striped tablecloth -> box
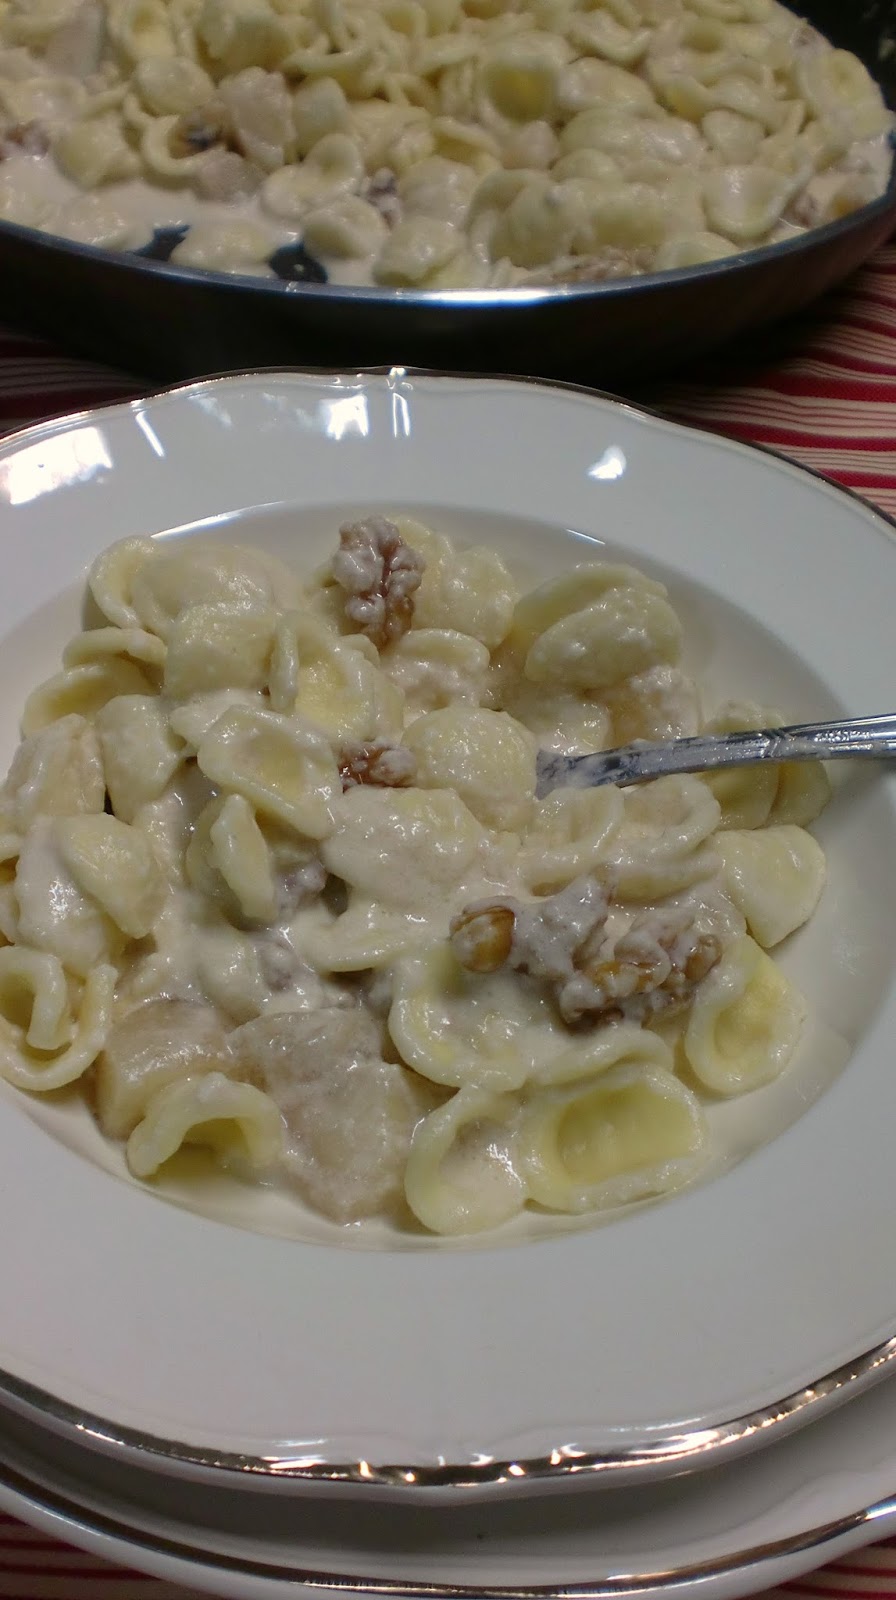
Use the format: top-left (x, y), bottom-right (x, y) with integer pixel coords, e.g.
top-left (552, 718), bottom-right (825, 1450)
top-left (0, 243), bottom-right (895, 1600)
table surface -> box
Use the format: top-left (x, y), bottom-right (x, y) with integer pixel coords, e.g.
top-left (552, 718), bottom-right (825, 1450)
top-left (0, 243), bottom-right (895, 1600)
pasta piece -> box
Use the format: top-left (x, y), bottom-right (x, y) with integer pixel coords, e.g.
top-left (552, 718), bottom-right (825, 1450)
top-left (654, 232), bottom-right (741, 270)
top-left (404, 1087), bottom-right (526, 1234)
top-left (88, 536), bottom-right (157, 629)
top-left (292, 76), bottom-right (350, 156)
top-left (557, 54), bottom-right (658, 117)
top-left (701, 701), bottom-right (780, 830)
top-left (289, 895), bottom-right (427, 972)
top-left (95, 695), bottom-right (185, 822)
top-left (519, 787), bottom-right (624, 894)
top-left (320, 786), bottom-right (484, 910)
top-left (406, 519), bottom-right (518, 648)
top-left (520, 1063), bottom-right (707, 1213)
top-left (524, 587), bottom-right (682, 691)
top-left (126, 1071), bottom-right (285, 1179)
top-left (62, 626), bottom-right (166, 674)
top-left (703, 164), bottom-right (795, 242)
top-left (373, 215), bottom-right (462, 284)
top-left (398, 155), bottom-right (477, 223)
top-left (261, 132), bottom-right (363, 218)
top-left (185, 794), bottom-right (278, 924)
top-left (716, 825), bottom-right (826, 948)
top-left (566, 12), bottom-right (650, 69)
top-left (197, 0), bottom-right (290, 75)
top-left (128, 763), bottom-right (216, 886)
top-left (15, 818), bottom-right (126, 976)
top-left (0, 951), bottom-right (115, 1092)
top-left (380, 629), bottom-right (490, 715)
top-left (702, 108), bottom-right (765, 163)
top-left (507, 562), bottom-right (667, 656)
top-left (684, 935), bottom-right (806, 1094)
top-left (163, 602), bottom-right (278, 700)
top-left (496, 678), bottom-right (612, 757)
top-left (479, 33), bottom-right (569, 122)
top-left (268, 612), bottom-right (403, 739)
top-left (0, 714), bottom-right (104, 832)
top-left (191, 921), bottom-right (333, 1022)
top-left (603, 664), bottom-right (701, 744)
top-left (21, 659), bottom-right (154, 736)
top-left (603, 776), bottom-right (722, 901)
top-left (795, 49), bottom-right (893, 141)
top-left (768, 760), bottom-right (832, 827)
top-left (401, 706), bottom-right (536, 831)
top-left (703, 701), bottom-right (831, 829)
top-left (49, 195), bottom-right (148, 251)
top-left (133, 55), bottom-right (216, 116)
top-left (170, 218), bottom-right (282, 273)
top-left (54, 114), bottom-right (140, 187)
top-left (167, 689), bottom-right (268, 753)
top-left (302, 194), bottom-right (388, 259)
top-left (196, 706), bottom-right (340, 839)
top-left (216, 65), bottom-right (296, 169)
top-left (56, 814), bottom-right (165, 939)
top-left (389, 943), bottom-right (568, 1092)
top-left (0, 945), bottom-right (70, 1052)
top-left (130, 538), bottom-right (299, 640)
top-left (94, 998), bottom-right (232, 1138)
top-left (559, 110), bottom-right (700, 169)
top-left (106, 0), bottom-right (178, 64)
top-left (140, 113), bottom-right (207, 183)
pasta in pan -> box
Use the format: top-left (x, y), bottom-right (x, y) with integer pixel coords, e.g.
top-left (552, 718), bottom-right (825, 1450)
top-left (0, 0), bottom-right (890, 289)
top-left (0, 517), bottom-right (830, 1236)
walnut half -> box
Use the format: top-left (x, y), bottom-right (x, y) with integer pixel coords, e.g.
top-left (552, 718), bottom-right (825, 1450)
top-left (449, 903), bottom-right (515, 972)
top-left (562, 912), bottom-right (722, 1025)
top-left (339, 739), bottom-right (417, 790)
top-left (331, 516), bottom-right (424, 649)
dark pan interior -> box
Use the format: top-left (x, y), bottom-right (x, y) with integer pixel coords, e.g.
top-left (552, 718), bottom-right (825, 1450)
top-left (0, 1), bottom-right (894, 387)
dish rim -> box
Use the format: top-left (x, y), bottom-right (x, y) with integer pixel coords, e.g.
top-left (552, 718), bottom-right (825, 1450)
top-left (2, 1408), bottom-right (896, 1599)
top-left (0, 365), bottom-right (895, 1498)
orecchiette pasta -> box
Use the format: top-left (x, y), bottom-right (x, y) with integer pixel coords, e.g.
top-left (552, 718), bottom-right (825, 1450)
top-left (0, 519), bottom-right (830, 1238)
top-left (519, 1063), bottom-right (707, 1213)
top-left (3, 0), bottom-right (886, 289)
top-left (126, 1071), bottom-right (286, 1179)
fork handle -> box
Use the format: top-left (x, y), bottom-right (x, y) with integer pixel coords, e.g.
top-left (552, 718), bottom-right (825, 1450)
top-left (553, 714), bottom-right (896, 791)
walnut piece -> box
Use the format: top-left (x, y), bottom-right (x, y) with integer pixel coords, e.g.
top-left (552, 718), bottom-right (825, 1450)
top-left (331, 516), bottom-right (424, 648)
top-left (339, 739), bottom-right (418, 790)
top-left (449, 878), bottom-right (722, 1027)
top-left (562, 909), bottom-right (722, 1025)
top-left (449, 904), bottom-right (515, 973)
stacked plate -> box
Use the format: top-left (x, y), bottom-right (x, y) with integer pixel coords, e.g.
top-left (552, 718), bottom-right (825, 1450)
top-left (1, 369), bottom-right (895, 1599)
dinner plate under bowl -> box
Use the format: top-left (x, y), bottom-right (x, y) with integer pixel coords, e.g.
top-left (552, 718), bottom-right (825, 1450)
top-left (5, 1368), bottom-right (896, 1600)
top-left (0, 369), bottom-right (895, 1502)
top-left (0, 2), bottom-right (893, 383)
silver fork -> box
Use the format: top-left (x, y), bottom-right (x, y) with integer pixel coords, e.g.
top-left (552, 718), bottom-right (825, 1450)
top-left (535, 714), bottom-right (896, 798)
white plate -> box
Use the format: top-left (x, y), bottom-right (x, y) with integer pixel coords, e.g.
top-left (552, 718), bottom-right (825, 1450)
top-left (5, 1363), bottom-right (896, 1600)
top-left (0, 369), bottom-right (895, 1499)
